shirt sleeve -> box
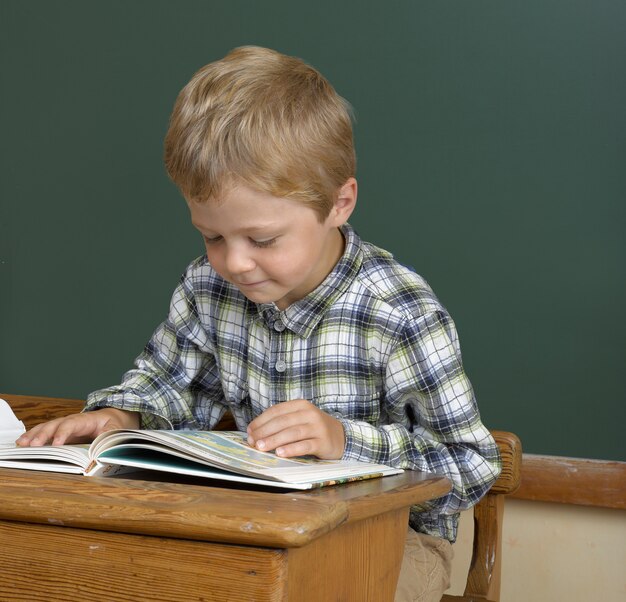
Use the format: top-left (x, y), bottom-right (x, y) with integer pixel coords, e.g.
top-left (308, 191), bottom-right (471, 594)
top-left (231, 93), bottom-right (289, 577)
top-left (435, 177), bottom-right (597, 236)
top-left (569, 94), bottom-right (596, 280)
top-left (84, 266), bottom-right (227, 430)
top-left (339, 309), bottom-right (501, 518)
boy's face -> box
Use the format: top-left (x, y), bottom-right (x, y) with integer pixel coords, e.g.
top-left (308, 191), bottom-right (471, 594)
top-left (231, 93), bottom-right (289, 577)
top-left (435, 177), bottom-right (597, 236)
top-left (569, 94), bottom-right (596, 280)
top-left (188, 181), bottom-right (355, 310)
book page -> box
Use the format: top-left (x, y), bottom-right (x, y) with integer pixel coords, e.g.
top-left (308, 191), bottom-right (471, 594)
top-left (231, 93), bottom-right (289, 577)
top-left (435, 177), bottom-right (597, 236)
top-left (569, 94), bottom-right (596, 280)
top-left (92, 429), bottom-right (402, 484)
top-left (0, 398), bottom-right (26, 447)
top-left (94, 430), bottom-right (329, 475)
top-left (0, 444), bottom-right (91, 472)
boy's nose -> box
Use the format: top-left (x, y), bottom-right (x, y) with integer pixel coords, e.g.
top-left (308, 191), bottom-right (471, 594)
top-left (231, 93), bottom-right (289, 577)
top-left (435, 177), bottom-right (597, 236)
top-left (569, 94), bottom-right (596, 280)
top-left (225, 247), bottom-right (255, 275)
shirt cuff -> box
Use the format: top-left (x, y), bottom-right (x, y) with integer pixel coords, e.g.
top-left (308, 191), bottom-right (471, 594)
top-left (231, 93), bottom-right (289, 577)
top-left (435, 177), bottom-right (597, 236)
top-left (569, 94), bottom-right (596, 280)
top-left (83, 395), bottom-right (173, 430)
top-left (338, 417), bottom-right (391, 465)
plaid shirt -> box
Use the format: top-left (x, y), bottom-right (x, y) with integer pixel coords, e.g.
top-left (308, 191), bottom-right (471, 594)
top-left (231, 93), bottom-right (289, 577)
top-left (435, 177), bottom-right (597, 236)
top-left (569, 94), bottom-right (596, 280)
top-left (86, 223), bottom-right (501, 541)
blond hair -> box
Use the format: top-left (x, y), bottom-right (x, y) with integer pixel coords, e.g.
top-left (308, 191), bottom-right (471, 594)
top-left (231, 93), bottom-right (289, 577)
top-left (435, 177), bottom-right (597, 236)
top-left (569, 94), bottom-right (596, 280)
top-left (164, 46), bottom-right (355, 220)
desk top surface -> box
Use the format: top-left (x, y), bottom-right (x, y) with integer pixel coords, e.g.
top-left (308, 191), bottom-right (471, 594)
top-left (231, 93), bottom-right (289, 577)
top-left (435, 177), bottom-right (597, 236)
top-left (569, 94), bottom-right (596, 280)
top-left (0, 466), bottom-right (450, 548)
top-left (0, 393), bottom-right (451, 548)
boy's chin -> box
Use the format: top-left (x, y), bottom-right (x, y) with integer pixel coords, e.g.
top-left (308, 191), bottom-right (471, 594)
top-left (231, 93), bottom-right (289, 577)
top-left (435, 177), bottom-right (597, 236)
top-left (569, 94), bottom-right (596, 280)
top-left (238, 288), bottom-right (281, 306)
top-left (242, 290), bottom-right (294, 310)
top-left (231, 280), bottom-right (298, 309)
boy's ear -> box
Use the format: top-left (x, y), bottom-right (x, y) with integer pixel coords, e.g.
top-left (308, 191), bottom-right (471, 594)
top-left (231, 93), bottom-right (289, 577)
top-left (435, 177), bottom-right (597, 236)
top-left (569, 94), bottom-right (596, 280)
top-left (330, 177), bottom-right (357, 226)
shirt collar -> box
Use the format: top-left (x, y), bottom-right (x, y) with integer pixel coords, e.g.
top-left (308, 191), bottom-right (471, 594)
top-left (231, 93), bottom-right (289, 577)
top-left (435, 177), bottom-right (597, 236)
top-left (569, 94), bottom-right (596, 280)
top-left (252, 223), bottom-right (363, 338)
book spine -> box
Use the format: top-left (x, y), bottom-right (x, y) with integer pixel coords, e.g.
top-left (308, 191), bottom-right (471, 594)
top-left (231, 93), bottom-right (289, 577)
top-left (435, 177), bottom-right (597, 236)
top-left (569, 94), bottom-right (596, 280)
top-left (86, 461), bottom-right (138, 477)
top-left (308, 472), bottom-right (387, 489)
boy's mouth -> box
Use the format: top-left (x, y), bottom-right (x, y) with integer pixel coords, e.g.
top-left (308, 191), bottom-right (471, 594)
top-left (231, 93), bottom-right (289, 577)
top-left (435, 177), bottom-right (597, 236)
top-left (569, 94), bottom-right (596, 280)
top-left (236, 280), bottom-right (268, 288)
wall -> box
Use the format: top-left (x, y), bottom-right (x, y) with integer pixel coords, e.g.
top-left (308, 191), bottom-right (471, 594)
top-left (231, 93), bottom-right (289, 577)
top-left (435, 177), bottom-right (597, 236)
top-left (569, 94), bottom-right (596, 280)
top-left (448, 499), bottom-right (626, 601)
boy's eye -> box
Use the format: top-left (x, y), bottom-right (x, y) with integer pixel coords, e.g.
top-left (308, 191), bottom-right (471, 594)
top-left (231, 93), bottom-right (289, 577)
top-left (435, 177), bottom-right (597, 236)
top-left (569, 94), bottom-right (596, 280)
top-left (202, 235), bottom-right (277, 248)
top-left (252, 237), bottom-right (277, 248)
top-left (203, 235), bottom-right (223, 245)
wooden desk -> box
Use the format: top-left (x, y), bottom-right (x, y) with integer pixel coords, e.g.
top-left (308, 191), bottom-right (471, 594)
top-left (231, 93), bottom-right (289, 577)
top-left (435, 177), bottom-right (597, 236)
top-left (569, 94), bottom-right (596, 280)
top-left (0, 394), bottom-right (451, 601)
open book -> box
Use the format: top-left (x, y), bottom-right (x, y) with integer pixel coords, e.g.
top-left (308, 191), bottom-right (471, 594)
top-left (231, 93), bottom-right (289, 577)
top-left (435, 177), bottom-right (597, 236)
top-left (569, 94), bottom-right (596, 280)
top-left (0, 429), bottom-right (403, 489)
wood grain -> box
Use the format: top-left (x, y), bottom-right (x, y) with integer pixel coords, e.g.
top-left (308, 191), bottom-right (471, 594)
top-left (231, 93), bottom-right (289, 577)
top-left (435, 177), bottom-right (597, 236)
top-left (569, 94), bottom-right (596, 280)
top-left (0, 508), bottom-right (414, 602)
top-left (287, 508), bottom-right (408, 601)
top-left (0, 467), bottom-right (347, 548)
top-left (0, 520), bottom-right (288, 602)
top-left (463, 494), bottom-right (504, 601)
top-left (490, 431), bottom-right (522, 495)
top-left (511, 454), bottom-right (626, 509)
top-left (0, 465), bottom-right (450, 546)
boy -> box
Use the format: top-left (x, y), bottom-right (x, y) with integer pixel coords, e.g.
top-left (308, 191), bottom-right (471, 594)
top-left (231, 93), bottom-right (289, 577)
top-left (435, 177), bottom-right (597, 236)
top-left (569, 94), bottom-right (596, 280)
top-left (18, 46), bottom-right (501, 601)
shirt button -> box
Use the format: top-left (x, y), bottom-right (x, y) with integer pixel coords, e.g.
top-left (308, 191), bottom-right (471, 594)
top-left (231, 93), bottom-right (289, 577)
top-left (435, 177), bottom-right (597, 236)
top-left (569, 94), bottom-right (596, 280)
top-left (274, 320), bottom-right (286, 332)
top-left (275, 360), bottom-right (287, 372)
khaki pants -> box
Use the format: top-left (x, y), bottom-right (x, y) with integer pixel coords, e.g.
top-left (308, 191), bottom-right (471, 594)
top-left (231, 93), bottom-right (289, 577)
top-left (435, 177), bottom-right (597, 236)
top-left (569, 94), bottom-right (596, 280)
top-left (394, 528), bottom-right (454, 602)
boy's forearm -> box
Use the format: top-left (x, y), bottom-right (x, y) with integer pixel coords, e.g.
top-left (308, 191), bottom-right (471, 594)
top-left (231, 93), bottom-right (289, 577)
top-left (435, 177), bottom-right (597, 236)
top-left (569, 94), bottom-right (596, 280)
top-left (84, 376), bottom-right (176, 430)
top-left (84, 393), bottom-right (173, 430)
top-left (340, 417), bottom-right (501, 514)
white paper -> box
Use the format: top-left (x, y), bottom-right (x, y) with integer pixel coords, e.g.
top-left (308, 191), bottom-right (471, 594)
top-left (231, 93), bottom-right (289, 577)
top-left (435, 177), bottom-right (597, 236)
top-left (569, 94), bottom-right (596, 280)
top-left (0, 398), bottom-right (26, 447)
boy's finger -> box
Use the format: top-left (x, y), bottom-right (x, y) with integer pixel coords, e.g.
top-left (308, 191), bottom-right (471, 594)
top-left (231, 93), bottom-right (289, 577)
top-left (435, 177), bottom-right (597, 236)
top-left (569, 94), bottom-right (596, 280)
top-left (51, 414), bottom-right (105, 445)
top-left (274, 438), bottom-right (318, 458)
top-left (248, 408), bottom-right (313, 447)
top-left (248, 400), bottom-right (302, 428)
top-left (18, 419), bottom-right (64, 446)
top-left (253, 423), bottom-right (310, 452)
top-left (247, 399), bottom-right (312, 437)
top-left (23, 413), bottom-right (86, 446)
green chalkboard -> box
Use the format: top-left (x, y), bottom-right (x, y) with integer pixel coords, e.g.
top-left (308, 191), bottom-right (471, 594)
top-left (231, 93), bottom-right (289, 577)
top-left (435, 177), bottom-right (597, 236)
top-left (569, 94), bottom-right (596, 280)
top-left (1, 1), bottom-right (624, 461)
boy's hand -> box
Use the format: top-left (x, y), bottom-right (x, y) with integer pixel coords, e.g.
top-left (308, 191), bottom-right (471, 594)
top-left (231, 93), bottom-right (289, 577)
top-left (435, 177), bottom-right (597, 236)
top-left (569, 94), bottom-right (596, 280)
top-left (15, 408), bottom-right (141, 447)
top-left (246, 399), bottom-right (345, 460)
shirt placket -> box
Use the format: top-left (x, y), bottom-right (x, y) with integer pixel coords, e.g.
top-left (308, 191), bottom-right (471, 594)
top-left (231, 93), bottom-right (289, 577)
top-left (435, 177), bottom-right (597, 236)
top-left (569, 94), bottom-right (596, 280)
top-left (269, 314), bottom-right (289, 404)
